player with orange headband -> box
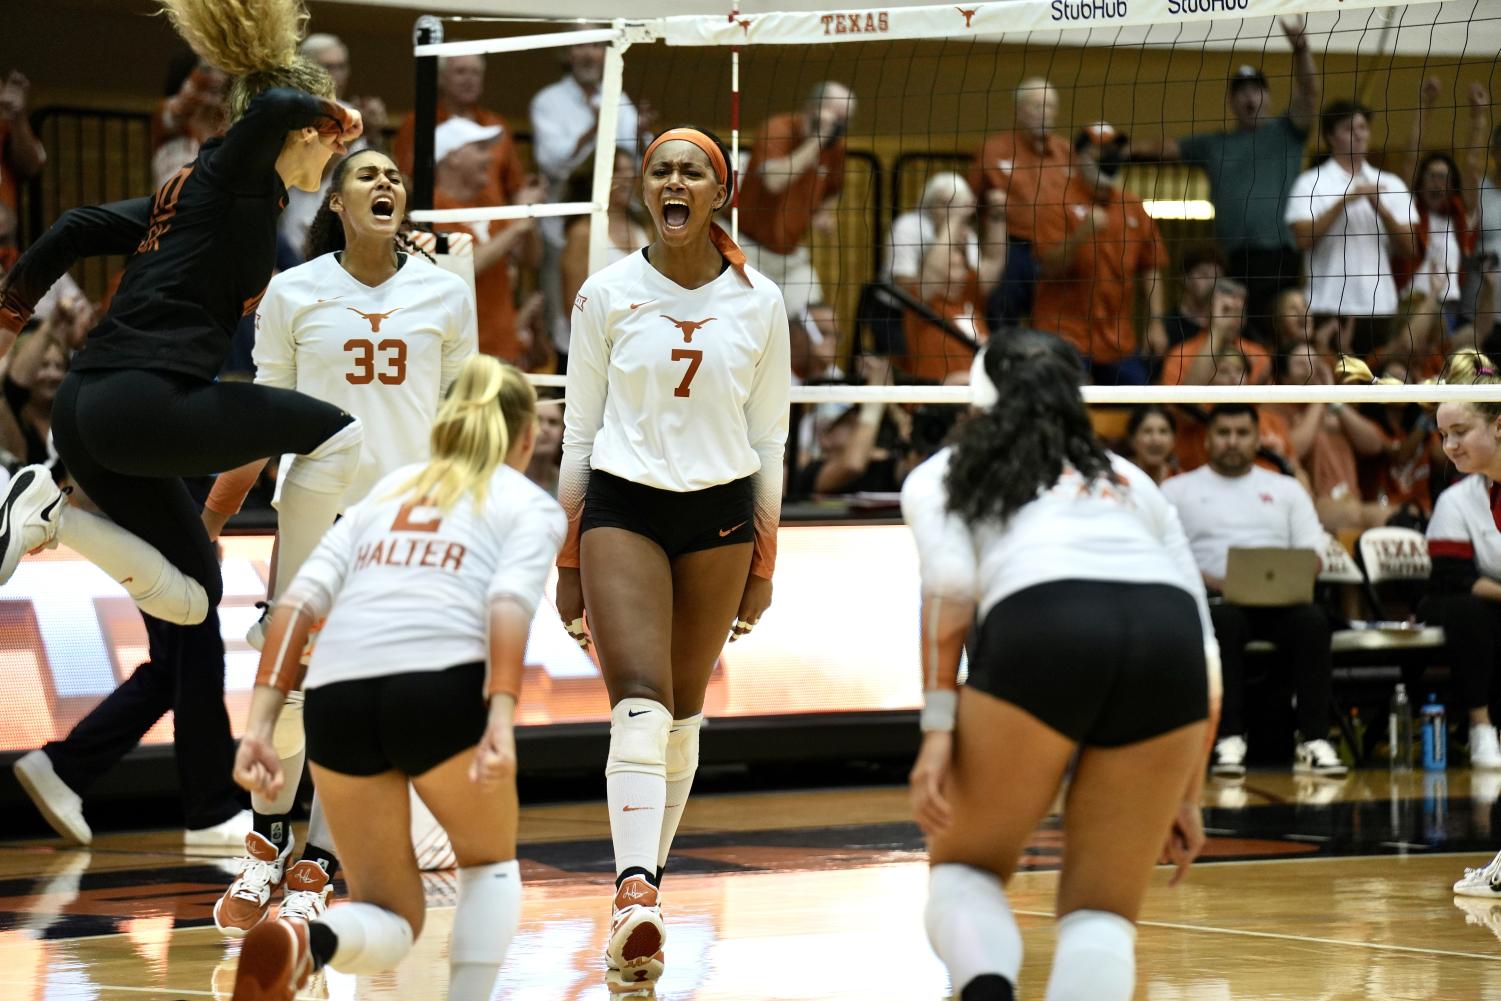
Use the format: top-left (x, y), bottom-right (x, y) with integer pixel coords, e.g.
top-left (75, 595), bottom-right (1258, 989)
top-left (555, 125), bottom-right (790, 993)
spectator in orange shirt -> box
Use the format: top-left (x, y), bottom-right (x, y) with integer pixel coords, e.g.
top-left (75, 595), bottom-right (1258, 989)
top-left (1158, 279), bottom-right (1272, 386)
top-left (899, 245), bottom-right (987, 383)
top-left (737, 81), bottom-right (854, 319)
top-left (0, 69), bottom-right (45, 215)
top-left (970, 77), bottom-right (1071, 331)
top-left (431, 118), bottom-right (546, 366)
top-left (1032, 123), bottom-right (1169, 385)
top-left (1123, 404), bottom-right (1178, 484)
top-left (393, 54), bottom-right (517, 203)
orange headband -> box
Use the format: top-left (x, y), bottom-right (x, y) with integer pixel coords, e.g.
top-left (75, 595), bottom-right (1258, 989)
top-left (641, 128), bottom-right (729, 186)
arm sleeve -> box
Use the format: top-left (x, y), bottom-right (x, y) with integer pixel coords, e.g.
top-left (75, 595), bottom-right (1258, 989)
top-left (1288, 481), bottom-right (1326, 551)
top-left (1284, 169), bottom-right (1318, 226)
top-left (441, 278), bottom-right (479, 397)
top-left (0, 198), bottom-right (151, 332)
top-left (250, 280), bottom-right (298, 391)
top-left (888, 213), bottom-right (924, 283)
top-left (487, 492), bottom-right (568, 616)
top-left (1428, 490), bottom-right (1480, 593)
top-left (1381, 179), bottom-right (1418, 231)
top-left (1175, 132), bottom-right (1214, 167)
top-left (529, 86), bottom-right (585, 181)
top-left (747, 292), bottom-right (791, 579)
top-left (557, 284), bottom-right (610, 567)
top-left (901, 452), bottom-right (978, 602)
top-left (212, 88), bottom-right (351, 194)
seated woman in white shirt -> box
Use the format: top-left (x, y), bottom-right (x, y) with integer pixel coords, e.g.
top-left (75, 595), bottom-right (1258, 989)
top-left (904, 332), bottom-right (1216, 1001)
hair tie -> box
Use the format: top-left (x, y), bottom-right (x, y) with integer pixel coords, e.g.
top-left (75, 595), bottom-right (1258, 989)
top-left (1480, 366), bottom-right (1498, 377)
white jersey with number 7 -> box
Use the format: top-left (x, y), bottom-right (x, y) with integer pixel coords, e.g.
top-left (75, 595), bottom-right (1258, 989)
top-left (559, 249), bottom-right (790, 577)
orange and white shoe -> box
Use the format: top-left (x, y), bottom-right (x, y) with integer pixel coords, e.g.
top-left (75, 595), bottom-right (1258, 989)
top-left (214, 833), bottom-right (292, 938)
top-left (605, 875), bottom-right (665, 990)
top-left (230, 916), bottom-right (313, 1001)
top-left (277, 860), bottom-right (333, 924)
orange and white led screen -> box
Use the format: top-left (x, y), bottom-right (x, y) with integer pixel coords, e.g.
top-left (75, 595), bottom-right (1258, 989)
top-left (0, 525), bottom-right (923, 751)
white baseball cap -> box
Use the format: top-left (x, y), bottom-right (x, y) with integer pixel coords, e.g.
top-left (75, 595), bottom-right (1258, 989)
top-left (434, 117), bottom-right (503, 163)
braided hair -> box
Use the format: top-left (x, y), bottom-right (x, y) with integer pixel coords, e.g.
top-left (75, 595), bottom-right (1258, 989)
top-left (944, 331), bottom-right (1112, 525)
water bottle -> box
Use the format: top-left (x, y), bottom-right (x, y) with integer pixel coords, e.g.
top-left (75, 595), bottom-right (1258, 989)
top-left (1388, 684), bottom-right (1414, 771)
top-left (1420, 694), bottom-right (1447, 771)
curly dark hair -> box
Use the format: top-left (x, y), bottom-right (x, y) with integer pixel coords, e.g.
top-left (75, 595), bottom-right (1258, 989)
top-left (944, 331), bottom-right (1112, 526)
top-left (304, 149), bottom-right (435, 264)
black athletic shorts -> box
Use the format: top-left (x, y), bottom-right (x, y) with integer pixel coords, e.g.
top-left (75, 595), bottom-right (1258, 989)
top-left (304, 661), bottom-right (487, 777)
top-left (969, 579), bottom-right (1209, 746)
top-left (580, 469), bottom-right (754, 558)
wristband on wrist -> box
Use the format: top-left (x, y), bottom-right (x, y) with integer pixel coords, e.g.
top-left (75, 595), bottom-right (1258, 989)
top-left (920, 689), bottom-right (958, 732)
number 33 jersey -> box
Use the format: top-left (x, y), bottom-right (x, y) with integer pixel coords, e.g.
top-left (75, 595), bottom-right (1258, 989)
top-left (253, 252), bottom-right (478, 509)
top-left (560, 249), bottom-right (791, 576)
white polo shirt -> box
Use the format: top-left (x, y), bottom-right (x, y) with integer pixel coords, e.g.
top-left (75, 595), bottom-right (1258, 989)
top-left (1161, 464), bottom-right (1324, 580)
top-left (1284, 158), bottom-right (1415, 316)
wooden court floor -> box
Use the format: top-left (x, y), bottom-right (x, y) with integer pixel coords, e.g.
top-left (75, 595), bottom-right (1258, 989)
top-left (1, 770), bottom-right (1499, 1000)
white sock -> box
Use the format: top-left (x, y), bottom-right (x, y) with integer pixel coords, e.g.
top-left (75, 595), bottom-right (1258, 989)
top-left (657, 714), bottom-right (703, 873)
top-left (321, 901), bottom-right (414, 975)
top-left (448, 859), bottom-right (522, 1001)
top-left (305, 795), bottom-right (336, 857)
top-left (925, 864), bottom-right (1022, 997)
top-left (274, 418), bottom-right (364, 596)
top-left (605, 698), bottom-right (672, 879)
top-left (57, 507), bottom-right (208, 625)
top-left (249, 744), bottom-right (304, 821)
top-left (1044, 909), bottom-right (1136, 1001)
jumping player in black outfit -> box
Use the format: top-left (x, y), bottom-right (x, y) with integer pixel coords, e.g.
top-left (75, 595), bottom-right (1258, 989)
top-left (0, 0), bottom-right (365, 625)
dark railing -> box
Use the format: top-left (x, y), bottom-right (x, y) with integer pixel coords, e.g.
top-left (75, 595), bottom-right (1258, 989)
top-left (22, 107), bottom-right (154, 302)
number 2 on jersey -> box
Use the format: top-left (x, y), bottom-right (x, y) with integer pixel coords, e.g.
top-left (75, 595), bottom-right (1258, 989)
top-left (671, 348), bottom-right (703, 398)
top-left (344, 339), bottom-right (408, 386)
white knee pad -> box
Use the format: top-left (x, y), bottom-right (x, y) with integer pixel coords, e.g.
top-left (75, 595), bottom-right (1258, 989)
top-left (1044, 909), bottom-right (1136, 1001)
top-left (665, 714), bottom-right (703, 781)
top-left (925, 863), bottom-right (1022, 994)
top-left (451, 859), bottom-right (522, 966)
top-left (272, 689), bottom-right (306, 758)
top-left (605, 699), bottom-right (672, 778)
top-left (284, 416), bottom-right (364, 495)
top-left (136, 565), bottom-right (210, 625)
top-left (323, 901), bottom-right (415, 975)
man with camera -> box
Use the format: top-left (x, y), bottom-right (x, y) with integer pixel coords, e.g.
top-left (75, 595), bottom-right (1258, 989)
top-left (1030, 122), bottom-right (1168, 385)
top-left (737, 82), bottom-right (855, 321)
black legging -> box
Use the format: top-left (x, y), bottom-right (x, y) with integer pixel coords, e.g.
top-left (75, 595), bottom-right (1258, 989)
top-left (1418, 592), bottom-right (1501, 717)
top-left (51, 368), bottom-right (352, 606)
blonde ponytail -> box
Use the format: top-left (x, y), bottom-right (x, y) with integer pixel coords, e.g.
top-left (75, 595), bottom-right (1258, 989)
top-left (394, 356), bottom-right (537, 512)
top-left (1335, 355), bottom-right (1402, 387)
top-left (157, 0), bottom-right (333, 120)
top-left (1441, 347), bottom-right (1501, 420)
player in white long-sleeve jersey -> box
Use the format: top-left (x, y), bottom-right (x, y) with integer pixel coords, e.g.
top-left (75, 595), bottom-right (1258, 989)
top-left (203, 148), bottom-right (476, 939)
top-left (554, 126), bottom-right (790, 993)
top-left (904, 333), bottom-right (1220, 1001)
top-left (227, 355), bottom-right (563, 1001)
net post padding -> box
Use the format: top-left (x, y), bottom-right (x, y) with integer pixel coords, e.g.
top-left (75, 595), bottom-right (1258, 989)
top-left (587, 26), bottom-right (632, 276)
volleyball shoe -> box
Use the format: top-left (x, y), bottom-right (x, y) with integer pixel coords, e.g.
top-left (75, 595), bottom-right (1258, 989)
top-left (215, 833), bottom-right (293, 937)
top-left (230, 915), bottom-right (313, 1001)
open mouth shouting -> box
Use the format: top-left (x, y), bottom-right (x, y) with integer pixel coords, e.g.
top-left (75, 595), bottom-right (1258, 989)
top-left (371, 193), bottom-right (397, 220)
top-left (661, 196), bottom-right (691, 231)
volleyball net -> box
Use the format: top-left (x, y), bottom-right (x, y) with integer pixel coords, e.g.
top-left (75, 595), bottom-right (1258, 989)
top-left (406, 0), bottom-right (1501, 422)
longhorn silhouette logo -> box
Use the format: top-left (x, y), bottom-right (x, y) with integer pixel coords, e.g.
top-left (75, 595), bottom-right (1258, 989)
top-left (347, 306), bottom-right (404, 332)
top-left (661, 315), bottom-right (717, 343)
top-left (956, 6), bottom-right (980, 26)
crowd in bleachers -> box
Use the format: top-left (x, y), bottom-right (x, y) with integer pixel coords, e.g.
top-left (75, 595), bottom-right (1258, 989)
top-left (3, 17), bottom-right (1501, 771)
